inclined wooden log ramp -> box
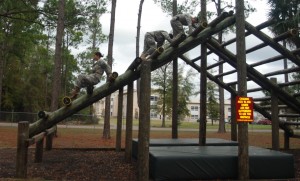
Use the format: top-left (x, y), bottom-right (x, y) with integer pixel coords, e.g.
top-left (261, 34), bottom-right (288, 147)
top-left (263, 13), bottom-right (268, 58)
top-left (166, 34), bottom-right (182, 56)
top-left (29, 14), bottom-right (236, 137)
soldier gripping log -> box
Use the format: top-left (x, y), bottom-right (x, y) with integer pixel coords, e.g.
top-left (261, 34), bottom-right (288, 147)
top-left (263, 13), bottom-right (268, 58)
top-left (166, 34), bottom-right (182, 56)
top-left (63, 52), bottom-right (118, 106)
top-left (170, 13), bottom-right (199, 37)
top-left (140, 30), bottom-right (173, 60)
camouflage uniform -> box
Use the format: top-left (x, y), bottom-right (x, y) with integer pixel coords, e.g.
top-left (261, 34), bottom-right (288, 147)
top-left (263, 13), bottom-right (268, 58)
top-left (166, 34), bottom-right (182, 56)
top-left (170, 14), bottom-right (196, 36)
top-left (75, 60), bottom-right (112, 89)
top-left (142, 30), bottom-right (172, 57)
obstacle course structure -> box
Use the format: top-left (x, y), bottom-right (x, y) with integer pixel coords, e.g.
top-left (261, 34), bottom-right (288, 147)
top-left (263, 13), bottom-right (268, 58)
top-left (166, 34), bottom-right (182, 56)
top-left (16, 11), bottom-right (300, 180)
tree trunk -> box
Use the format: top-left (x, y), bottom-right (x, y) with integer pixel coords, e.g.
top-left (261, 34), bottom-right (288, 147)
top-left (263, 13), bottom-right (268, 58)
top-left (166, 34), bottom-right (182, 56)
top-left (217, 0), bottom-right (225, 133)
top-left (136, 0), bottom-right (145, 108)
top-left (136, 0), bottom-right (144, 57)
top-left (0, 43), bottom-right (4, 111)
top-left (50, 0), bottom-right (65, 112)
top-left (103, 0), bottom-right (117, 139)
top-left (89, 10), bottom-right (98, 125)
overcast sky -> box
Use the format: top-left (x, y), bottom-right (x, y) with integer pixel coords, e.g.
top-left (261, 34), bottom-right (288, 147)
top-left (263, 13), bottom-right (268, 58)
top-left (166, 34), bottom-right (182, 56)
top-left (96, 0), bottom-right (271, 72)
top-left (75, 0), bottom-right (289, 99)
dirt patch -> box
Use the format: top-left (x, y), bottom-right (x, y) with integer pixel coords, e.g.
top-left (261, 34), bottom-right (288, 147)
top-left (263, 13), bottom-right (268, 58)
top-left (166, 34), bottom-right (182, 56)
top-left (0, 148), bottom-right (137, 181)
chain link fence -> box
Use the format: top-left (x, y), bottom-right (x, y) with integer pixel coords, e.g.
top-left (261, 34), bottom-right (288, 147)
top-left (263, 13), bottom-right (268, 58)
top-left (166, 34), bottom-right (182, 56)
top-left (0, 111), bottom-right (102, 126)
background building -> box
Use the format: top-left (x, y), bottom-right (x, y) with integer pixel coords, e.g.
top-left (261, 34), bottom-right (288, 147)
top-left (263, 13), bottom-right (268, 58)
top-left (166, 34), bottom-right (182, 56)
top-left (93, 89), bottom-right (236, 122)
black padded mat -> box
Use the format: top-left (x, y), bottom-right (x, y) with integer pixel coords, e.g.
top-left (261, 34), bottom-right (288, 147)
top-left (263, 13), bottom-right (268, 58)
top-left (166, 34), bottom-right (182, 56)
top-left (149, 146), bottom-right (295, 180)
top-left (132, 138), bottom-right (238, 158)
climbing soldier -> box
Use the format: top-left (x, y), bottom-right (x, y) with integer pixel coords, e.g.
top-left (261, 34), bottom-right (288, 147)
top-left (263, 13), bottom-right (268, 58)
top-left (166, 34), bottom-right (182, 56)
top-left (140, 30), bottom-right (173, 60)
top-left (170, 13), bottom-right (199, 37)
top-left (70, 51), bottom-right (114, 99)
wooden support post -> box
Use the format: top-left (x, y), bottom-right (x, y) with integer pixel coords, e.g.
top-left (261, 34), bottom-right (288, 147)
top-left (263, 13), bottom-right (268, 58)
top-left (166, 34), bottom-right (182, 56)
top-left (199, 0), bottom-right (207, 146)
top-left (125, 82), bottom-right (133, 162)
top-left (199, 43), bottom-right (207, 145)
top-left (271, 78), bottom-right (280, 150)
top-left (45, 126), bottom-right (56, 150)
top-left (35, 139), bottom-right (44, 163)
top-left (26, 132), bottom-right (46, 163)
top-left (45, 133), bottom-right (53, 150)
top-left (231, 85), bottom-right (237, 141)
top-left (16, 121), bottom-right (29, 178)
top-left (236, 0), bottom-right (249, 179)
top-left (284, 131), bottom-right (290, 149)
top-left (137, 60), bottom-right (151, 181)
top-left (172, 56), bottom-right (178, 139)
top-left (116, 87), bottom-right (123, 152)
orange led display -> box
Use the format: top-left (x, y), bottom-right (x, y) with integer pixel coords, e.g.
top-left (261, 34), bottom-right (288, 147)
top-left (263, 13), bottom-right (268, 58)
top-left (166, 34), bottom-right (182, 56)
top-left (236, 96), bottom-right (253, 123)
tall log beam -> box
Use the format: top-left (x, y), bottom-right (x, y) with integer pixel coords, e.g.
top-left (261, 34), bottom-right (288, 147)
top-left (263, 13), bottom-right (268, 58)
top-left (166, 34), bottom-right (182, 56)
top-left (279, 80), bottom-right (300, 87)
top-left (222, 19), bottom-right (277, 47)
top-left (207, 38), bottom-right (300, 114)
top-left (264, 66), bottom-right (300, 77)
top-left (208, 12), bottom-right (229, 27)
top-left (192, 19), bottom-right (277, 63)
top-left (246, 29), bottom-right (298, 54)
top-left (29, 15), bottom-right (236, 137)
top-left (279, 114), bottom-right (300, 118)
top-left (247, 87), bottom-right (263, 93)
top-left (250, 48), bottom-right (300, 67)
top-left (214, 30), bottom-right (298, 78)
top-left (127, 57), bottom-right (142, 71)
top-left (207, 60), bottom-right (226, 70)
top-left (215, 69), bottom-right (236, 78)
top-left (180, 54), bottom-right (279, 134)
top-left (260, 105), bottom-right (288, 109)
top-left (245, 22), bottom-right (300, 67)
top-left (180, 55), bottom-right (235, 94)
top-left (225, 66), bottom-right (300, 86)
top-left (207, 39), bottom-right (296, 136)
top-left (190, 22), bottom-right (208, 37)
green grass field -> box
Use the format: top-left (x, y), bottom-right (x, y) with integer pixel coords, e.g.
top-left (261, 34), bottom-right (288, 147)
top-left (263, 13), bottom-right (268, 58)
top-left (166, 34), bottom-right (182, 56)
top-left (108, 118), bottom-right (272, 130)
